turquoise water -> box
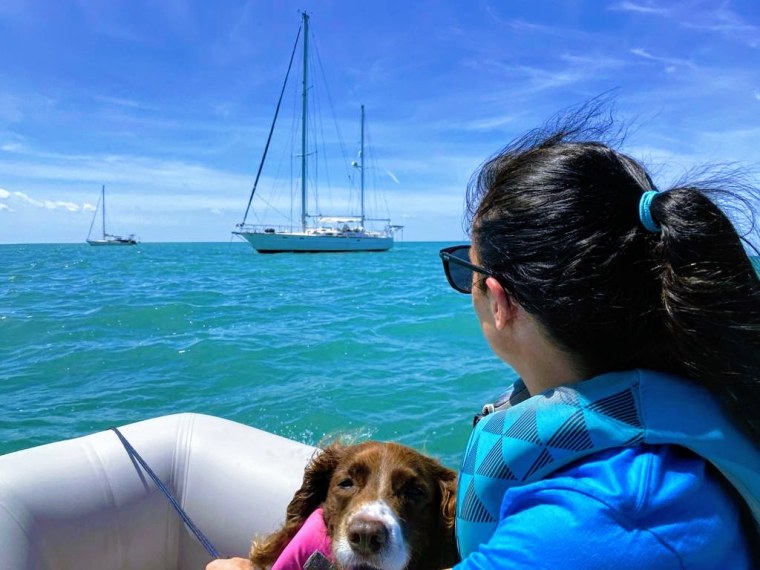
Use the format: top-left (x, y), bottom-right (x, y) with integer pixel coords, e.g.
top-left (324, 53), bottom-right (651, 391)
top-left (4, 243), bottom-right (757, 469)
top-left (0, 242), bottom-right (513, 468)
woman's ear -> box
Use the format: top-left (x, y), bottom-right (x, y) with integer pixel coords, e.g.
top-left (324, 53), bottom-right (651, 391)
top-left (484, 276), bottom-right (516, 330)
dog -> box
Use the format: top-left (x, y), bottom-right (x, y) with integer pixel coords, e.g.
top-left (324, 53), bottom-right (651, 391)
top-left (250, 440), bottom-right (459, 570)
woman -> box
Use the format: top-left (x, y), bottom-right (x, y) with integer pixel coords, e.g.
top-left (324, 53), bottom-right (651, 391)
top-left (439, 106), bottom-right (760, 568)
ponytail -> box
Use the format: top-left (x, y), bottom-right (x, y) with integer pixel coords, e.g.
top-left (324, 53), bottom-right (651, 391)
top-left (650, 187), bottom-right (760, 440)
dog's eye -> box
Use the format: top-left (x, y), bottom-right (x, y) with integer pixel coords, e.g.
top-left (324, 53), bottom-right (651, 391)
top-left (337, 478), bottom-right (354, 489)
top-left (402, 484), bottom-right (426, 499)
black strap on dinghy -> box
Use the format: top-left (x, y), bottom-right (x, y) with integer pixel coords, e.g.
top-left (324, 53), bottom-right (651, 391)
top-left (110, 427), bottom-right (221, 559)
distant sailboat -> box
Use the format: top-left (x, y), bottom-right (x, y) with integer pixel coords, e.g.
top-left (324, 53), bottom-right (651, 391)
top-left (233, 12), bottom-right (401, 253)
top-left (86, 185), bottom-right (138, 246)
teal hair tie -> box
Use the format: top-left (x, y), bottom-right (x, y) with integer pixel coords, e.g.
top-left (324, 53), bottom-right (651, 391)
top-left (638, 191), bottom-right (660, 232)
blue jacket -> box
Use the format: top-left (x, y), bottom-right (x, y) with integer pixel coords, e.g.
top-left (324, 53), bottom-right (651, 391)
top-left (454, 370), bottom-right (758, 569)
top-left (454, 443), bottom-right (753, 569)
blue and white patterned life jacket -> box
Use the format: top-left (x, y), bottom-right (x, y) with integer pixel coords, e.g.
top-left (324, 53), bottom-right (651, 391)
top-left (455, 369), bottom-right (760, 558)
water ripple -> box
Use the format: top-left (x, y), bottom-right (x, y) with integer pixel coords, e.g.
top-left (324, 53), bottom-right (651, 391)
top-left (0, 242), bottom-right (515, 467)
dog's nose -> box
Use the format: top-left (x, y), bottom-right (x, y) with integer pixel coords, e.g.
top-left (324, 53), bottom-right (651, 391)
top-left (347, 515), bottom-right (389, 555)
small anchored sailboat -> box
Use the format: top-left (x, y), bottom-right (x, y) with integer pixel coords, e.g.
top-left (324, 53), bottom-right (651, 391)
top-left (86, 185), bottom-right (138, 246)
top-left (233, 12), bottom-right (402, 253)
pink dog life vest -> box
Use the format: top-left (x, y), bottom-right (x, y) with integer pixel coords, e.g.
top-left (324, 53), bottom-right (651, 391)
top-left (271, 507), bottom-right (334, 570)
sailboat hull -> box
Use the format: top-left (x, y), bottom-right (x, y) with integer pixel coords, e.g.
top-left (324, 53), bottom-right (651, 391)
top-left (87, 238), bottom-right (138, 246)
top-left (234, 231), bottom-right (393, 253)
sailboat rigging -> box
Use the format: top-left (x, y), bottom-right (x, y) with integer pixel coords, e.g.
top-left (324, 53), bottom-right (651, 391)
top-left (233, 12), bottom-right (401, 253)
top-left (86, 185), bottom-right (138, 246)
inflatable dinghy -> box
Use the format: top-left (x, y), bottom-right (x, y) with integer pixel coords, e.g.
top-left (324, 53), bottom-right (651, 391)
top-left (0, 413), bottom-right (317, 569)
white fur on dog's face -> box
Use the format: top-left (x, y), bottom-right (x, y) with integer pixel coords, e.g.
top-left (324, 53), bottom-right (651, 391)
top-left (332, 500), bottom-right (409, 570)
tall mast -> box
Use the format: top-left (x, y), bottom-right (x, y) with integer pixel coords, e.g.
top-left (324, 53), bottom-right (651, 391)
top-left (360, 105), bottom-right (365, 228)
top-left (101, 185), bottom-right (106, 239)
top-left (300, 12), bottom-right (309, 233)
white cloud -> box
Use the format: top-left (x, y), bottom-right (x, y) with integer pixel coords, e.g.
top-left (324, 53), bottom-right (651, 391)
top-left (609, 2), bottom-right (670, 15)
top-left (92, 95), bottom-right (150, 110)
top-left (461, 58), bottom-right (584, 93)
top-left (0, 203), bottom-right (12, 212)
top-left (630, 48), bottom-right (695, 70)
top-left (0, 151), bottom-right (252, 197)
top-left (0, 189), bottom-right (92, 213)
top-left (612, 2), bottom-right (758, 48)
top-left (11, 191), bottom-right (43, 207)
top-left (50, 200), bottom-right (80, 212)
top-left (484, 9), bottom-right (591, 42)
top-left (13, 191), bottom-right (82, 211)
top-left (681, 7), bottom-right (759, 47)
top-left (465, 114), bottom-right (514, 131)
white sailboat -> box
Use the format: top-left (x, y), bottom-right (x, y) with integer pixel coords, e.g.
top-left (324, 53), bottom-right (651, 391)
top-left (86, 185), bottom-right (138, 246)
top-left (233, 12), bottom-right (401, 253)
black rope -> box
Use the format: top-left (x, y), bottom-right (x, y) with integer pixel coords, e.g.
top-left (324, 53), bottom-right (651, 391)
top-left (110, 427), bottom-right (221, 560)
top-left (240, 24), bottom-right (303, 226)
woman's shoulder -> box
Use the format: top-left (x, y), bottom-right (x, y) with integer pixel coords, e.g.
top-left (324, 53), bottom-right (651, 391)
top-left (492, 444), bottom-right (752, 568)
top-left (538, 443), bottom-right (726, 507)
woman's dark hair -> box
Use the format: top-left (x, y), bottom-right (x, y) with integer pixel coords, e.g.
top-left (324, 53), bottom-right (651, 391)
top-left (466, 100), bottom-right (760, 444)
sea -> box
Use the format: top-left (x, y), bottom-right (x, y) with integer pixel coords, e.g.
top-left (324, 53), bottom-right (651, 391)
top-left (4, 243), bottom-right (758, 469)
top-left (0, 241), bottom-right (514, 468)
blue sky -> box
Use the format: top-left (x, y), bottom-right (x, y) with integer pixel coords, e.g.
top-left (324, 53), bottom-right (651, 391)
top-left (0, 0), bottom-right (758, 244)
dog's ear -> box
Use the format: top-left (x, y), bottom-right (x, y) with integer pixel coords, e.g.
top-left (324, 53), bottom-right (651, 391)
top-left (433, 462), bottom-right (460, 567)
top-left (286, 442), bottom-right (345, 522)
top-left (435, 464), bottom-right (457, 529)
top-left (250, 443), bottom-right (345, 568)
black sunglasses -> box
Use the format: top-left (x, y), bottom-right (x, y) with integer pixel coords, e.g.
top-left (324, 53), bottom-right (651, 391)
top-left (439, 245), bottom-right (496, 294)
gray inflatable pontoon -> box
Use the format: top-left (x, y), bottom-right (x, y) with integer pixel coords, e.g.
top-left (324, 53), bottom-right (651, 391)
top-left (0, 413), bottom-right (317, 569)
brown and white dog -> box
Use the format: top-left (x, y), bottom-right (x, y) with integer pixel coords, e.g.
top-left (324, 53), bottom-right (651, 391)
top-left (250, 441), bottom-right (459, 570)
